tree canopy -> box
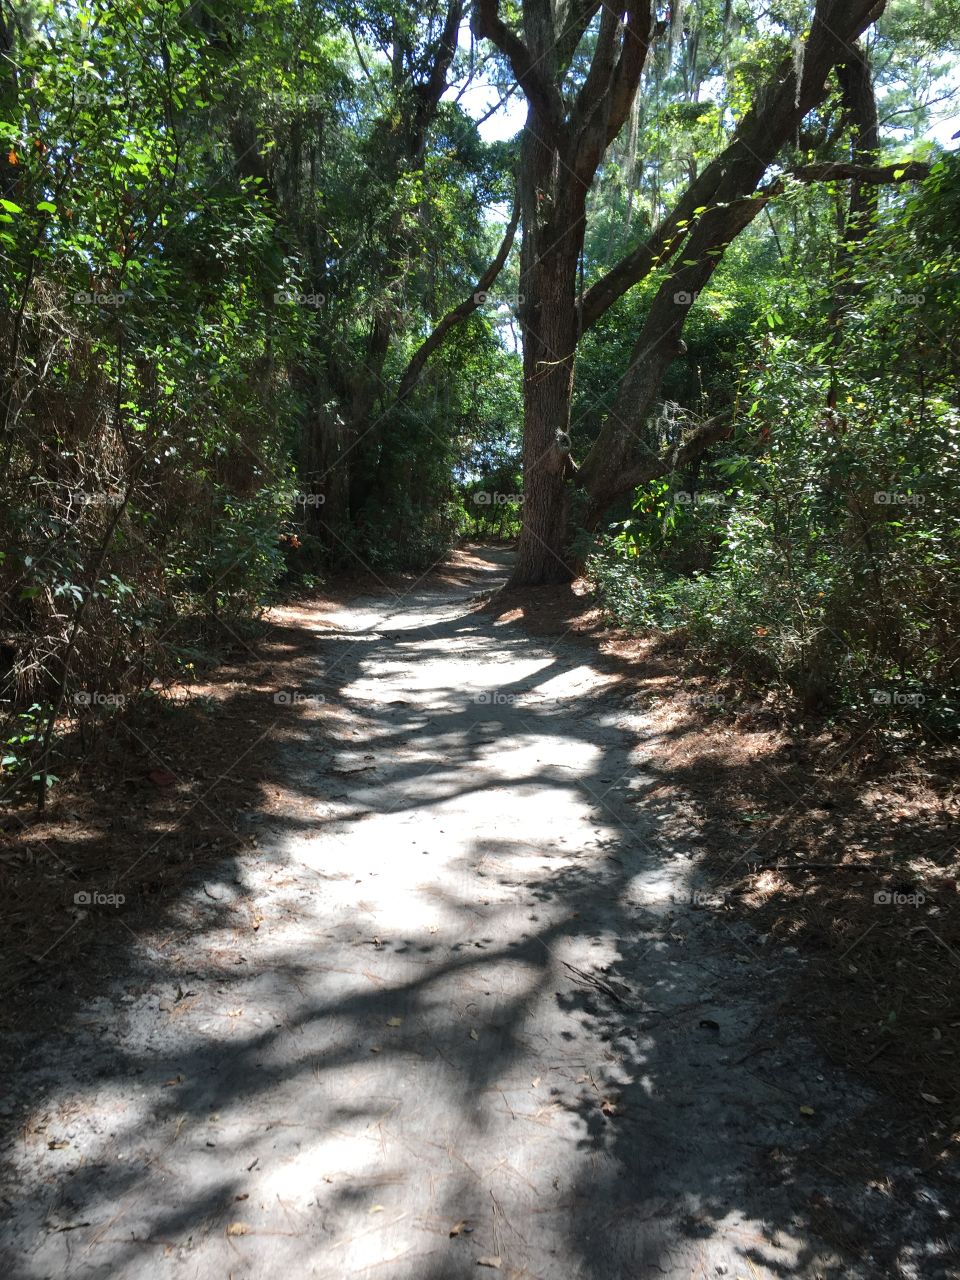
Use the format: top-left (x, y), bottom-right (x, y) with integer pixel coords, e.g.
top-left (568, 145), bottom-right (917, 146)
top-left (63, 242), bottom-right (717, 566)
top-left (1, 0), bottom-right (958, 790)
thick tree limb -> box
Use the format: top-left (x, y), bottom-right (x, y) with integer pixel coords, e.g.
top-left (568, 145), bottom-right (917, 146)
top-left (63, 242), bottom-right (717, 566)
top-left (571, 2), bottom-right (621, 128)
top-left (417, 0), bottom-right (465, 112)
top-left (579, 0), bottom-right (899, 335)
top-left (611, 417), bottom-right (734, 495)
top-left (570, 0), bottom-right (653, 183)
top-left (396, 199), bottom-right (521, 402)
top-left (580, 160), bottom-right (929, 333)
top-left (579, 157), bottom-right (729, 331)
top-left (472, 0), bottom-right (565, 136)
top-left (554, 0), bottom-right (604, 70)
top-left (582, 157), bottom-right (929, 504)
top-left (780, 160), bottom-right (930, 186)
top-left (579, 0), bottom-right (897, 514)
top-left (604, 0), bottom-right (654, 146)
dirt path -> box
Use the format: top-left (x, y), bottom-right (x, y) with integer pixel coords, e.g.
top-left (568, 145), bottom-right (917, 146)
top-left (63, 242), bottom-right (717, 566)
top-left (0, 548), bottom-right (941, 1278)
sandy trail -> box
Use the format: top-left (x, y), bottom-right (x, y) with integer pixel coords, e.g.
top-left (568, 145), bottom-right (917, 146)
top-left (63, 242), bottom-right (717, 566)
top-left (1, 547), bottom-right (892, 1278)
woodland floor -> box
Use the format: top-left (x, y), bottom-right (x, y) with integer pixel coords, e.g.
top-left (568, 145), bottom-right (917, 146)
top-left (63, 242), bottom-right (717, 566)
top-left (0, 543), bottom-right (958, 1279)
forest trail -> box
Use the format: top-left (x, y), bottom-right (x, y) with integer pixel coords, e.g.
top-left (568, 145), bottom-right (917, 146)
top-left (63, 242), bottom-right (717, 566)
top-left (1, 548), bottom-right (905, 1279)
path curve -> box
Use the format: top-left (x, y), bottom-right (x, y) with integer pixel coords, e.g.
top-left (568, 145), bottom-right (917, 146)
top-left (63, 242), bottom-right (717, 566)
top-left (1, 547), bottom-right (896, 1278)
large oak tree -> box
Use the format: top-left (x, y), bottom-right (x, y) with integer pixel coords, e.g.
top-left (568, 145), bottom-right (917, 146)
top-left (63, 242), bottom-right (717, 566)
top-left (472, 0), bottom-right (919, 585)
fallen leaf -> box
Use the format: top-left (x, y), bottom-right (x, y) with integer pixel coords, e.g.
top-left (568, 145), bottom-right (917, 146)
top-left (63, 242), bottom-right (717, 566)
top-left (449, 1220), bottom-right (469, 1237)
top-left (920, 1092), bottom-right (942, 1104)
top-left (698, 1018), bottom-right (721, 1032)
top-left (234, 1193), bottom-right (249, 1202)
top-left (600, 1098), bottom-right (618, 1116)
top-left (370, 1045), bottom-right (382, 1053)
top-left (799, 1105), bottom-right (815, 1116)
top-left (531, 1076), bottom-right (541, 1088)
top-left (369, 1205), bottom-right (384, 1214)
top-left (47, 1139), bottom-right (70, 1150)
top-left (226, 1222), bottom-right (250, 1236)
top-left (386, 1017), bottom-right (402, 1027)
top-left (163, 1074), bottom-right (184, 1087)
top-left (469, 1028), bottom-right (479, 1040)
top-left (477, 1257), bottom-right (502, 1269)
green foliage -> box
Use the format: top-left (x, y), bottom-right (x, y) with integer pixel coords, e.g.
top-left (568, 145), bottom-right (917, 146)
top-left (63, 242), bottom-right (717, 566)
top-left (0, 0), bottom-right (521, 796)
top-left (588, 158), bottom-right (960, 738)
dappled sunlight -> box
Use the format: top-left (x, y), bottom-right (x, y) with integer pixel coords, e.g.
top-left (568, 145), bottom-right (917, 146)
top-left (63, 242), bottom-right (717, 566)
top-left (1, 549), bottom-right (951, 1279)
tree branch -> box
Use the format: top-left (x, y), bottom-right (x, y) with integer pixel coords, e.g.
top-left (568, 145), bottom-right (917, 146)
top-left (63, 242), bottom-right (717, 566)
top-left (570, 0), bottom-right (652, 184)
top-left (578, 0), bottom-right (900, 514)
top-left (779, 159), bottom-right (931, 186)
top-left (554, 0), bottom-right (604, 69)
top-left (613, 416), bottom-right (734, 494)
top-left (417, 0), bottom-right (465, 112)
top-left (571, 3), bottom-right (620, 127)
top-left (472, 0), bottom-right (565, 136)
top-left (396, 198), bottom-right (521, 402)
top-left (579, 1), bottom-right (907, 334)
top-left (604, 0), bottom-right (653, 146)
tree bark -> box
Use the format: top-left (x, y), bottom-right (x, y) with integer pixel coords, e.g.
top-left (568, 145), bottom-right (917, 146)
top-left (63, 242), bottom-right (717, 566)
top-left (473, 0), bottom-right (654, 584)
top-left (510, 116), bottom-right (583, 584)
top-left (473, 0), bottom-right (902, 584)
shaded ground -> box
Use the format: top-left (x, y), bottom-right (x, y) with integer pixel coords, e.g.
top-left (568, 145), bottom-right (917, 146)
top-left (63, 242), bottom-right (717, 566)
top-left (1, 545), bottom-right (956, 1279)
top-left (485, 572), bottom-right (960, 1142)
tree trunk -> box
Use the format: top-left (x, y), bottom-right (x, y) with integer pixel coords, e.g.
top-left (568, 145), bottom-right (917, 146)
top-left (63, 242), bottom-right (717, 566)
top-left (511, 249), bottom-right (580, 583)
top-left (478, 0), bottom-right (893, 587)
top-left (509, 121), bottom-right (582, 586)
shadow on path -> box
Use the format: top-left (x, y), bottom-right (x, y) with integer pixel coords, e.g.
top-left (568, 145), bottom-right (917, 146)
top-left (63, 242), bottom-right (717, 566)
top-left (0, 547), bottom-right (952, 1279)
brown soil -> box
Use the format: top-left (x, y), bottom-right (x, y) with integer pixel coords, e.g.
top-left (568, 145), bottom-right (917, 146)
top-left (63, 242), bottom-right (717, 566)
top-left (483, 571), bottom-right (960, 1173)
top-left (3, 542), bottom-right (958, 1170)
